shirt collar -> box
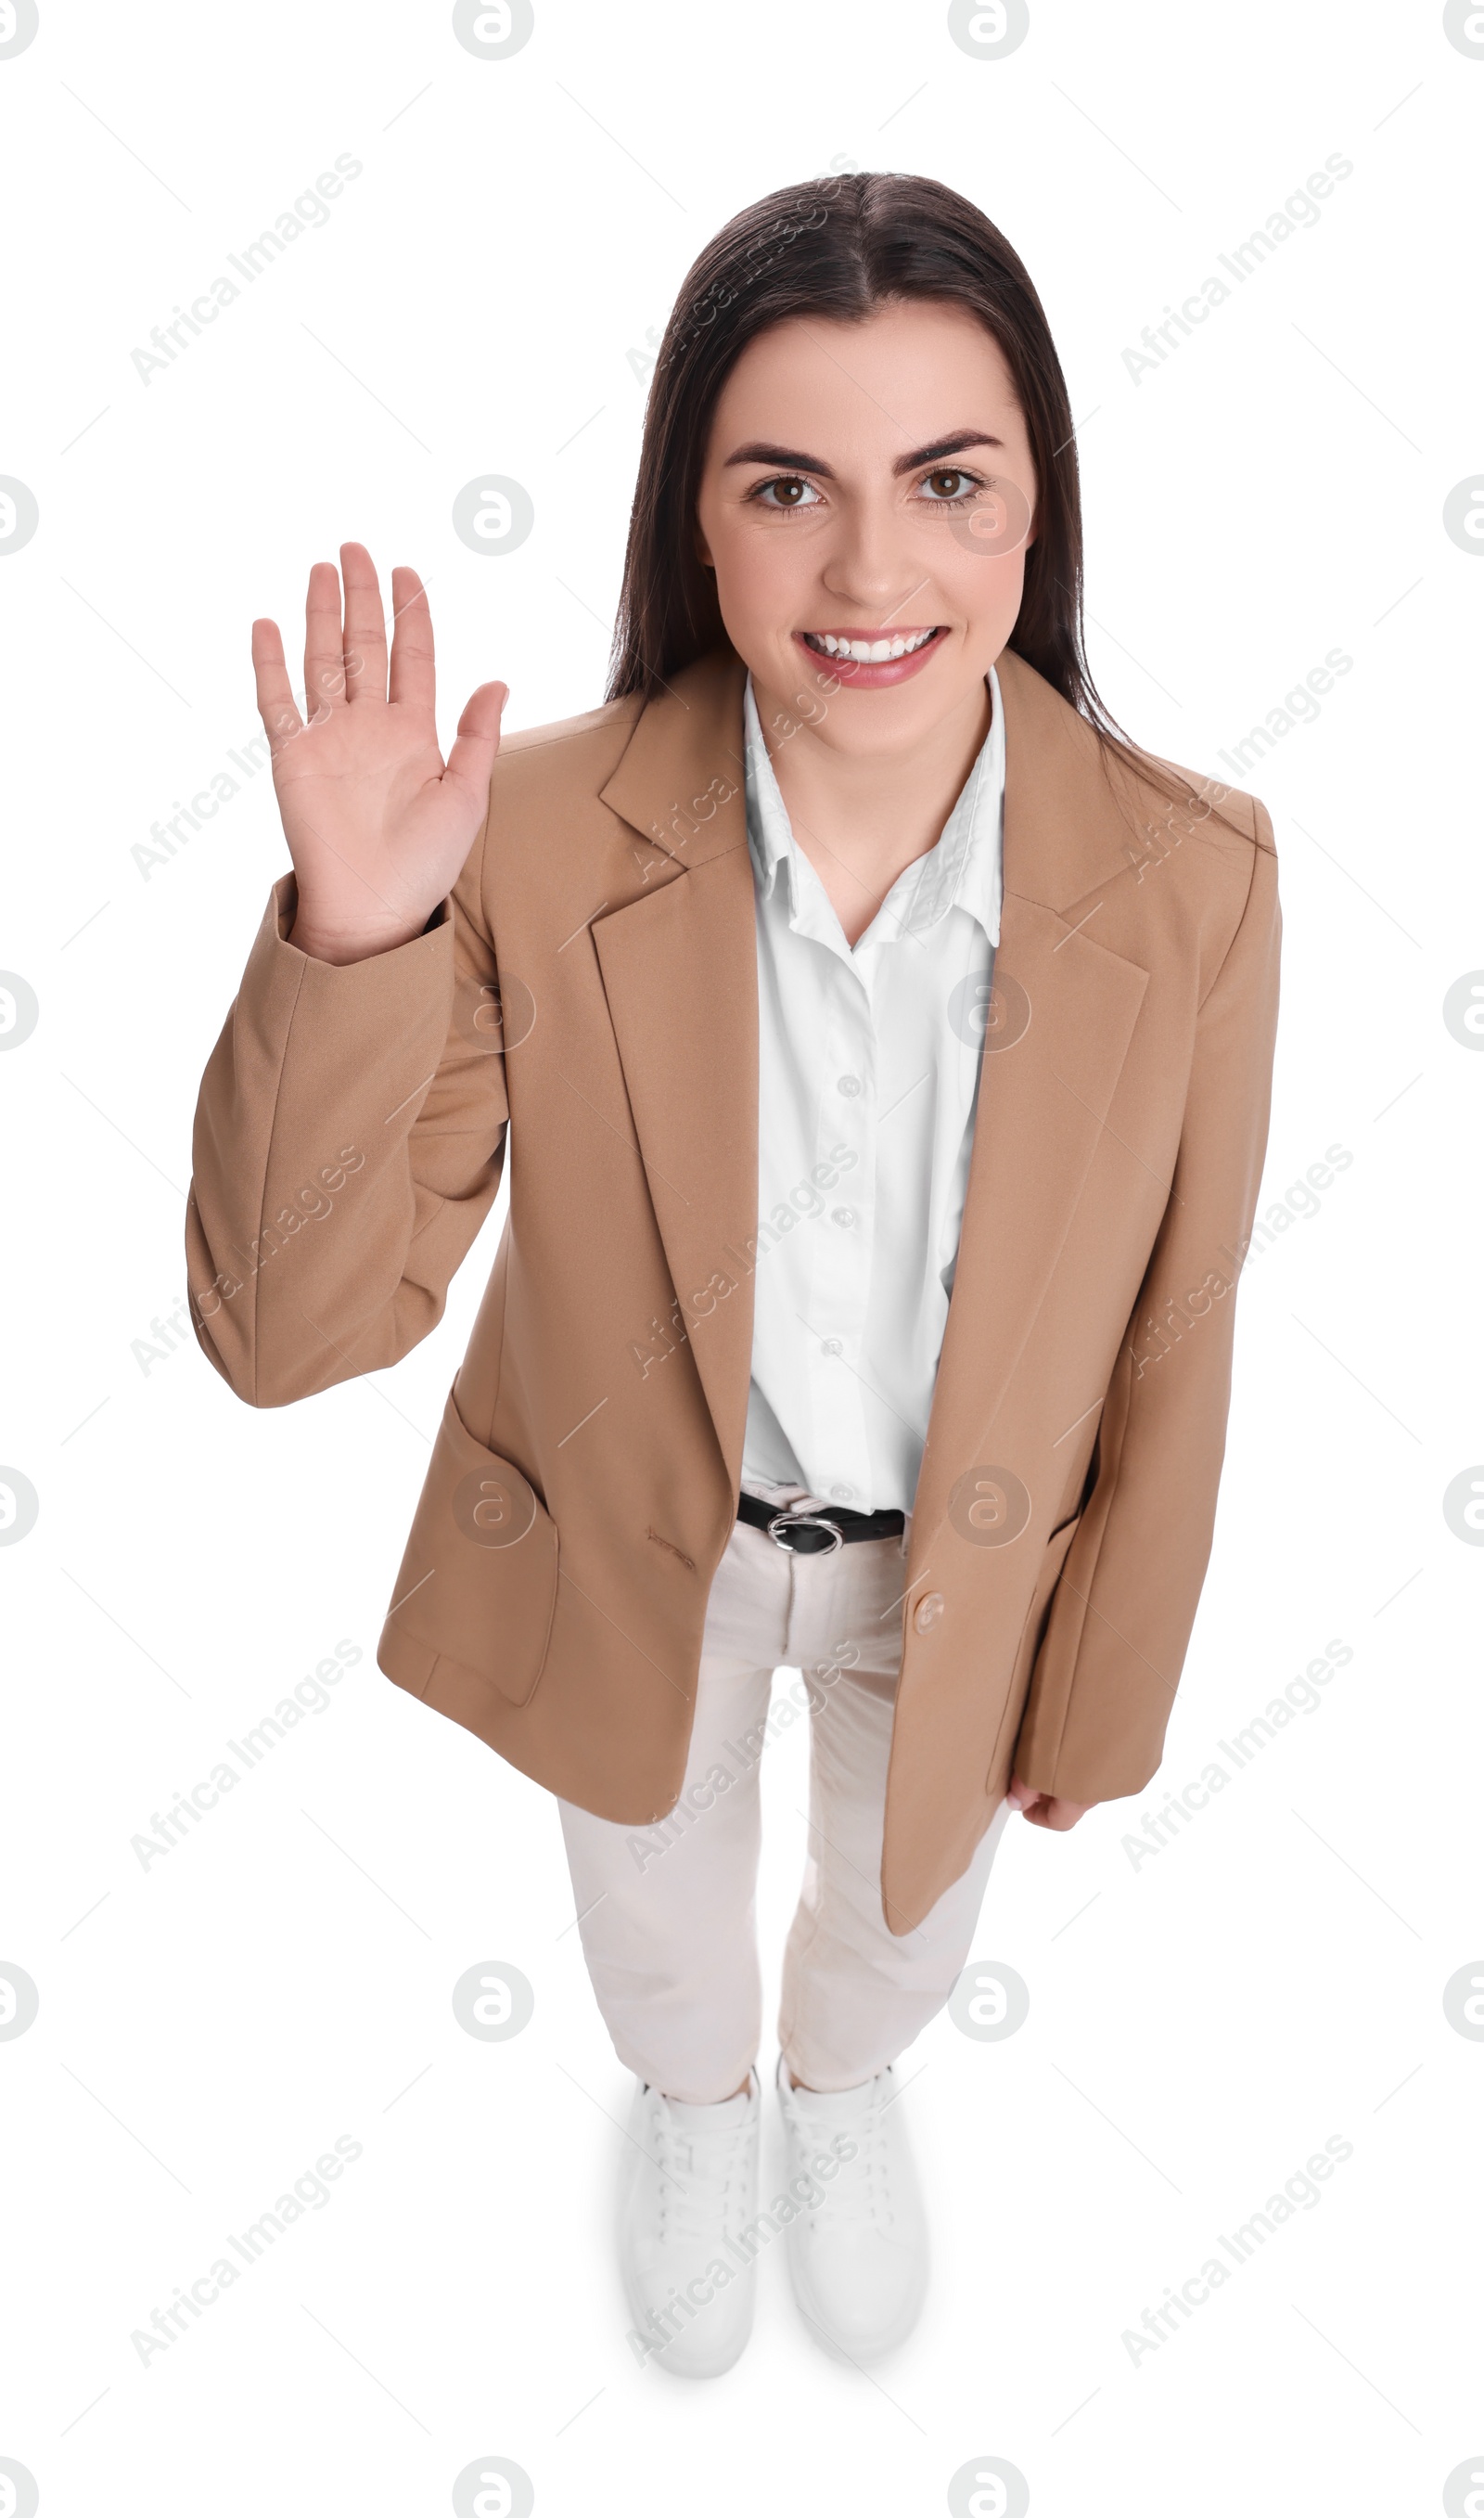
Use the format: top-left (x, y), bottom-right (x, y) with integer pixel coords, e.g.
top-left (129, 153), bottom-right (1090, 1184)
top-left (741, 676), bottom-right (798, 907)
top-left (742, 665), bottom-right (1004, 949)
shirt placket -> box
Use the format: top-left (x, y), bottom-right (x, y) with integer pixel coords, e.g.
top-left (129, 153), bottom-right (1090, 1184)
top-left (809, 949), bottom-right (876, 1506)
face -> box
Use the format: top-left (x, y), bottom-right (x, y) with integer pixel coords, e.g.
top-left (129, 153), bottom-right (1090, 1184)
top-left (693, 298), bottom-right (1038, 756)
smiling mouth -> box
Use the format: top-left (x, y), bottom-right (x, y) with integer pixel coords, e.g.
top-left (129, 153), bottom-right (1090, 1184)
top-left (800, 625), bottom-right (945, 662)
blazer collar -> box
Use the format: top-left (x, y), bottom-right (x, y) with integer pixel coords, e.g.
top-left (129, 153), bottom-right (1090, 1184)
top-left (597, 647), bottom-right (751, 876)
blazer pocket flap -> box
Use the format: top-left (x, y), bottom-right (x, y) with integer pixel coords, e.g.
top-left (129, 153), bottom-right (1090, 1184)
top-left (384, 1387), bottom-right (558, 1707)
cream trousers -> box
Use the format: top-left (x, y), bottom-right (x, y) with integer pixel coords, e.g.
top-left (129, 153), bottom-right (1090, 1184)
top-left (557, 1511), bottom-right (1011, 2102)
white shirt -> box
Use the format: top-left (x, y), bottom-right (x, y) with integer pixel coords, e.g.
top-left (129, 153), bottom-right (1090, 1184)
top-left (739, 666), bottom-right (1006, 1516)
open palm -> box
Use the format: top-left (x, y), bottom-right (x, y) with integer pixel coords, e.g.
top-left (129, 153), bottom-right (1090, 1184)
top-left (251, 541), bottom-right (507, 964)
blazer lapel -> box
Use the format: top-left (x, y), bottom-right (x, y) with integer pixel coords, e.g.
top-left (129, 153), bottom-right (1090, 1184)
top-left (905, 650), bottom-right (1155, 1567)
top-left (589, 651), bottom-right (760, 1486)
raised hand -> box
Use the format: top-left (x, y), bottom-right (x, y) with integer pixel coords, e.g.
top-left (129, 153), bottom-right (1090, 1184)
top-left (250, 542), bottom-right (507, 964)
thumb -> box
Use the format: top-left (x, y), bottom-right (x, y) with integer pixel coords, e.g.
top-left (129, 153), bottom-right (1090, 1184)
top-left (444, 679), bottom-right (508, 809)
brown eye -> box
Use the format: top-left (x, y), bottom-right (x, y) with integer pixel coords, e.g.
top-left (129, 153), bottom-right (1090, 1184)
top-left (926, 469), bottom-right (968, 499)
top-left (753, 474), bottom-right (820, 511)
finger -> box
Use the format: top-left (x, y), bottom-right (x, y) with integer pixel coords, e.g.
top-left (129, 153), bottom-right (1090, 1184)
top-left (251, 616), bottom-right (304, 752)
top-left (387, 566), bottom-right (435, 714)
top-left (303, 559), bottom-right (348, 721)
top-left (442, 680), bottom-right (509, 815)
top-left (339, 540), bottom-right (388, 705)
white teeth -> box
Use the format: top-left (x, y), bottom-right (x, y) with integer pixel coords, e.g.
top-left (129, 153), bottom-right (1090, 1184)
top-left (807, 628), bottom-right (937, 661)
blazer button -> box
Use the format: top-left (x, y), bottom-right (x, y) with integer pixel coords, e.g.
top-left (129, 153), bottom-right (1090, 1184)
top-left (914, 1590), bottom-right (945, 1634)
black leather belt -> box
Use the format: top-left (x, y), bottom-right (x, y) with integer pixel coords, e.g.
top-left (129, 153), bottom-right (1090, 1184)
top-left (736, 1490), bottom-right (906, 1556)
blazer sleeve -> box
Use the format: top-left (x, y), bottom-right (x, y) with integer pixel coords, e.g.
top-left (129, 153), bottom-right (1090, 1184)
top-left (185, 816), bottom-right (507, 1409)
top-left (1012, 816), bottom-right (1281, 1804)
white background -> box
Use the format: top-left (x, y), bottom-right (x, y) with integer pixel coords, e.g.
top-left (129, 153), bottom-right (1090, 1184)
top-left (2, 2), bottom-right (1481, 2512)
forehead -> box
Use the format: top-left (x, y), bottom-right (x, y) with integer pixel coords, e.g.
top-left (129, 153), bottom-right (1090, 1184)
top-left (709, 302), bottom-right (1020, 450)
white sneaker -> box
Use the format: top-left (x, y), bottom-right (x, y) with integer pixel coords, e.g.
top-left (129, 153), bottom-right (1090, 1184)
top-left (618, 2071), bottom-right (761, 2378)
top-left (776, 2058), bottom-right (928, 2362)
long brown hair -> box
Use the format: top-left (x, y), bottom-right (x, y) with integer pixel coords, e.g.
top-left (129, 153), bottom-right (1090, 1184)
top-left (608, 171), bottom-right (1197, 810)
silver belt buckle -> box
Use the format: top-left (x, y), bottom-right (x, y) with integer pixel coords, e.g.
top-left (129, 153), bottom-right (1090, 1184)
top-left (765, 1509), bottom-right (845, 1556)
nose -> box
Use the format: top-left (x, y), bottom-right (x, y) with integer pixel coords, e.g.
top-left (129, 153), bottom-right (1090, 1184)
top-left (818, 493), bottom-right (932, 625)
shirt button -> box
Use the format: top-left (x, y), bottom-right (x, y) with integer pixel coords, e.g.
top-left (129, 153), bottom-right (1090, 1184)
top-left (832, 1207), bottom-right (856, 1227)
top-left (821, 1338), bottom-right (843, 1357)
top-left (913, 1590), bottom-right (945, 1634)
top-left (830, 1484), bottom-right (854, 1502)
top-left (837, 1073), bottom-right (863, 1097)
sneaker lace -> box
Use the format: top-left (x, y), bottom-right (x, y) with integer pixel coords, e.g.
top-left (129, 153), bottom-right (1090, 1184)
top-left (652, 2099), bottom-right (753, 2249)
top-left (798, 2079), bottom-right (894, 2234)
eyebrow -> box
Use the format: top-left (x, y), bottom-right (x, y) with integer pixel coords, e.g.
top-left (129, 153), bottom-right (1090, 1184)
top-left (723, 429), bottom-right (1005, 479)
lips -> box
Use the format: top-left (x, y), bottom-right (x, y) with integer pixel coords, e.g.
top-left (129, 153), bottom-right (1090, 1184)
top-left (793, 623), bottom-right (949, 689)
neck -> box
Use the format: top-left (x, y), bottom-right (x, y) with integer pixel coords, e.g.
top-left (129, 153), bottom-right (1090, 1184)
top-left (750, 669), bottom-right (993, 949)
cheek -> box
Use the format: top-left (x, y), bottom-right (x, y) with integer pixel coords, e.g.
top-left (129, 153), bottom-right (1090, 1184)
top-left (708, 515), bottom-right (814, 630)
top-left (940, 543), bottom-right (1028, 638)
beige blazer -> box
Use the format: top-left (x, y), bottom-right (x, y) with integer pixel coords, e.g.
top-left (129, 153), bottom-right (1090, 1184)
top-left (186, 644), bottom-right (1280, 1933)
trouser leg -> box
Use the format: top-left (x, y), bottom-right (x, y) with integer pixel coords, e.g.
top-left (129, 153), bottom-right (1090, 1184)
top-left (556, 1522), bottom-right (786, 2105)
top-left (556, 1662), bottom-right (773, 2105)
top-left (777, 1541), bottom-right (1013, 2092)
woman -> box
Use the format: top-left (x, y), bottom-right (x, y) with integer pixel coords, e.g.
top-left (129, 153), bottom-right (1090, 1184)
top-left (187, 172), bottom-right (1280, 2380)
